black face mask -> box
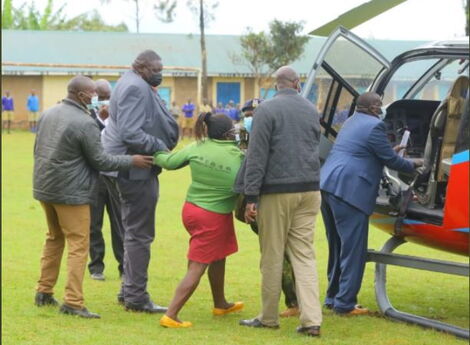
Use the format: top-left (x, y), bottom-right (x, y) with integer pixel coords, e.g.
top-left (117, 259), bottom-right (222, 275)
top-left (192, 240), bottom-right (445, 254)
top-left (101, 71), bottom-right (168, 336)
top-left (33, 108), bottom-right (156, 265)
top-left (147, 72), bottom-right (163, 87)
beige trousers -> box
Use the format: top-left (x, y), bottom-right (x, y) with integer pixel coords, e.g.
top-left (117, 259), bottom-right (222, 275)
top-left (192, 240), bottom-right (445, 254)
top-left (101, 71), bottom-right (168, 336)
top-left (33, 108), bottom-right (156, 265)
top-left (36, 201), bottom-right (90, 309)
top-left (257, 191), bottom-right (322, 327)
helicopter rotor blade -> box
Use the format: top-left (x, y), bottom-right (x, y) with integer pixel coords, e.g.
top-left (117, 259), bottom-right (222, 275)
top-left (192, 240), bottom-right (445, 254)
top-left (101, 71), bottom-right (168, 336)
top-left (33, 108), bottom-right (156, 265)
top-left (309, 0), bottom-right (408, 37)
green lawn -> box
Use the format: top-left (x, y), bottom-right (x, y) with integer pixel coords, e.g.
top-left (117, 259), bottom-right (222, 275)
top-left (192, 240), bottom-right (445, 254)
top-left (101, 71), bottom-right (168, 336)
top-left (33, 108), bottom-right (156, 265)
top-left (2, 131), bottom-right (468, 345)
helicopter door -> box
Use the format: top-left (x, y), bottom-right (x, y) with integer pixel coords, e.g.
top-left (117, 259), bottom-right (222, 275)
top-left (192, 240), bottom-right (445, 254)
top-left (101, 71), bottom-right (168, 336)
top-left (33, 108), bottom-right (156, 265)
top-left (302, 26), bottom-right (391, 162)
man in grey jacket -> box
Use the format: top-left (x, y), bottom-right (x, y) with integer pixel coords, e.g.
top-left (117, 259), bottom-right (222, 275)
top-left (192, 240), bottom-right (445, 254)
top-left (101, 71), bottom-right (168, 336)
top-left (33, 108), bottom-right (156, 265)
top-left (33, 75), bottom-right (153, 319)
top-left (101, 50), bottom-right (179, 313)
top-left (239, 66), bottom-right (323, 337)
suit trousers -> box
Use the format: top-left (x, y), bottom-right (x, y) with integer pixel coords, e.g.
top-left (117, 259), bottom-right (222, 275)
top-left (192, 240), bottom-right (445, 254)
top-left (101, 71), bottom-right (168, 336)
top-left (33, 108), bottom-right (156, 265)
top-left (320, 191), bottom-right (369, 313)
top-left (257, 191), bottom-right (322, 327)
top-left (36, 202), bottom-right (90, 309)
top-left (115, 175), bottom-right (159, 305)
top-left (88, 175), bottom-right (124, 276)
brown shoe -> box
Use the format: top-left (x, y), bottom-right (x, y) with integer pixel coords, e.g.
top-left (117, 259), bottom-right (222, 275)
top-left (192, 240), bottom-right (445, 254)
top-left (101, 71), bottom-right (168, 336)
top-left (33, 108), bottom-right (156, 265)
top-left (340, 305), bottom-right (369, 316)
top-left (296, 325), bottom-right (320, 337)
top-left (279, 307), bottom-right (300, 318)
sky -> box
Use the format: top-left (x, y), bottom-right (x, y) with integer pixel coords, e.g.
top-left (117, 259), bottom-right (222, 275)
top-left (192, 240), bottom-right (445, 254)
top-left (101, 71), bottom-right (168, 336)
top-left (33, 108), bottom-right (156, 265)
top-left (8, 0), bottom-right (468, 40)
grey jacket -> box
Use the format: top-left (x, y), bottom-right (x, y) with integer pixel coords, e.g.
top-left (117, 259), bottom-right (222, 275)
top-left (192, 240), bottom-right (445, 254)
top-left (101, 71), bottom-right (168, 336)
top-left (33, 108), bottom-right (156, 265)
top-left (33, 99), bottom-right (133, 205)
top-left (102, 70), bottom-right (179, 180)
top-left (241, 88), bottom-right (321, 203)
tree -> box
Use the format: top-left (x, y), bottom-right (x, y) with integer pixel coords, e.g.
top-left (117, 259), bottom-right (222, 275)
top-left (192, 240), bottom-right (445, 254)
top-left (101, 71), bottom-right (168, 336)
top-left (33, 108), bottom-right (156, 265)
top-left (234, 20), bottom-right (309, 98)
top-left (465, 0), bottom-right (469, 36)
top-left (2, 0), bottom-right (128, 31)
top-left (1, 0), bottom-right (13, 29)
top-left (154, 0), bottom-right (218, 101)
top-left (55, 10), bottom-right (128, 31)
top-left (100, 0), bottom-right (143, 32)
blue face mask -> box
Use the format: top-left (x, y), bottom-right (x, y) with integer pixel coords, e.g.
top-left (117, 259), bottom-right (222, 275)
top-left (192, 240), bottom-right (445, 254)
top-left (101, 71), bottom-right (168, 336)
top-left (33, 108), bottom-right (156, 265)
top-left (98, 100), bottom-right (110, 106)
top-left (87, 95), bottom-right (99, 110)
top-left (243, 116), bottom-right (253, 133)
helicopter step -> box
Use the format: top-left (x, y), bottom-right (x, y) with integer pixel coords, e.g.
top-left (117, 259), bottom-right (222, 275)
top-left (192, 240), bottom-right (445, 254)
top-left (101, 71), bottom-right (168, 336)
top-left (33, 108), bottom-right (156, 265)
top-left (367, 236), bottom-right (469, 339)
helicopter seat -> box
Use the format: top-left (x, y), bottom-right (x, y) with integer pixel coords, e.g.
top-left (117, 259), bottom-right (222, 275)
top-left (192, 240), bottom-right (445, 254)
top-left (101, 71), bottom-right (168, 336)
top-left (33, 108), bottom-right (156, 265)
top-left (417, 75), bottom-right (469, 207)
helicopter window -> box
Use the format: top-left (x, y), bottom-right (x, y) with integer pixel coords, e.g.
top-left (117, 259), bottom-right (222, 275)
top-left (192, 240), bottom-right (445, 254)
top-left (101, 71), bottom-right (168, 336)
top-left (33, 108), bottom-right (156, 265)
top-left (382, 59), bottom-right (438, 104)
top-left (413, 59), bottom-right (469, 101)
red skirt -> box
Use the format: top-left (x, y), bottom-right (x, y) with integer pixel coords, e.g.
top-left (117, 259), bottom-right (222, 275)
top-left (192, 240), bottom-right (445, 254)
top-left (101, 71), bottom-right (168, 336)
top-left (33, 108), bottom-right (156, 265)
top-left (182, 202), bottom-right (238, 264)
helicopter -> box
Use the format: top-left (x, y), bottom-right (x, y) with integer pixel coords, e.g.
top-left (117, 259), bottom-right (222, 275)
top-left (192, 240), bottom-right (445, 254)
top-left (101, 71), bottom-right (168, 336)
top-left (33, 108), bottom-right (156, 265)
top-left (301, 26), bottom-right (469, 338)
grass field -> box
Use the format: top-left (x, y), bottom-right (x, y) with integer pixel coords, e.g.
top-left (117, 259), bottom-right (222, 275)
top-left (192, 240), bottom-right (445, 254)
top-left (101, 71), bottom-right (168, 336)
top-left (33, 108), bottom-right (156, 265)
top-left (2, 131), bottom-right (468, 345)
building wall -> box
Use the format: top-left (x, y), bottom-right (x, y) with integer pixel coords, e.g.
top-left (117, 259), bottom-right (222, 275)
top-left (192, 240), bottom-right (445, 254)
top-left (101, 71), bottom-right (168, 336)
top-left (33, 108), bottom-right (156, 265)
top-left (174, 77), bottom-right (198, 111)
top-left (1, 75), bottom-right (43, 128)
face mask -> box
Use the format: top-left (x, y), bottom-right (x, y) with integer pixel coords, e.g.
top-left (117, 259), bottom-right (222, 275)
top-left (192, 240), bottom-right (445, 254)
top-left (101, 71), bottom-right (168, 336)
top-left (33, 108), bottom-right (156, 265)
top-left (147, 72), bottom-right (163, 87)
top-left (243, 116), bottom-right (253, 133)
top-left (378, 106), bottom-right (387, 120)
top-left (98, 100), bottom-right (110, 106)
top-left (79, 91), bottom-right (96, 110)
top-left (88, 95), bottom-right (99, 110)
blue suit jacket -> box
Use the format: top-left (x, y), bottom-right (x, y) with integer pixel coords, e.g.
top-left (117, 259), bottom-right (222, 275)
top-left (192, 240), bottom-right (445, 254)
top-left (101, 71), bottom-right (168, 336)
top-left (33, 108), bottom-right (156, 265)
top-left (320, 112), bottom-right (414, 215)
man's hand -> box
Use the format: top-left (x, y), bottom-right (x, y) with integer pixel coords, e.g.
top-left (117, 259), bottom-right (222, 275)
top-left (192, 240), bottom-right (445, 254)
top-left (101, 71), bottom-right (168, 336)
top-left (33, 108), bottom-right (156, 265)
top-left (98, 105), bottom-right (109, 121)
top-left (393, 144), bottom-right (406, 153)
top-left (131, 155), bottom-right (154, 169)
top-left (413, 159), bottom-right (424, 169)
top-left (244, 203), bottom-right (257, 223)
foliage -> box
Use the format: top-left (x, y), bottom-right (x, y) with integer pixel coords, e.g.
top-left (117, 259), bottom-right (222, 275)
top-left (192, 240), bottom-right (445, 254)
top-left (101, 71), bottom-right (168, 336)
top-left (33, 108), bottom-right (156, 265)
top-left (55, 10), bottom-right (128, 32)
top-left (1, 0), bottom-right (13, 29)
top-left (1, 132), bottom-right (468, 345)
top-left (1, 0), bottom-right (128, 31)
top-left (154, 0), bottom-right (219, 101)
top-left (235, 20), bottom-right (310, 97)
top-left (100, 0), bottom-right (141, 32)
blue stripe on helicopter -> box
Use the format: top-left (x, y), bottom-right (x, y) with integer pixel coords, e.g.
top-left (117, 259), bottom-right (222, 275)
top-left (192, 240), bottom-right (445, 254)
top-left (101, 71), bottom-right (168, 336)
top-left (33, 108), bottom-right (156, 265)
top-left (371, 218), bottom-right (425, 225)
top-left (451, 228), bottom-right (469, 233)
top-left (451, 150), bottom-right (469, 165)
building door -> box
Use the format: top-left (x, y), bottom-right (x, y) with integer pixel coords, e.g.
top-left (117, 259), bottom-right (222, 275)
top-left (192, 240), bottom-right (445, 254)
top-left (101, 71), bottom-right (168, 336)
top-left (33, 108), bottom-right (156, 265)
top-left (158, 87), bottom-right (171, 109)
top-left (216, 82), bottom-right (240, 106)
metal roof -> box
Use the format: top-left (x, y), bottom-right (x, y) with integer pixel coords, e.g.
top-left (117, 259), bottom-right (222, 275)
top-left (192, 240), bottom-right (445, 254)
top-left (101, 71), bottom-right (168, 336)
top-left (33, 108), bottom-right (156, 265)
top-left (1, 29), bottom-right (427, 76)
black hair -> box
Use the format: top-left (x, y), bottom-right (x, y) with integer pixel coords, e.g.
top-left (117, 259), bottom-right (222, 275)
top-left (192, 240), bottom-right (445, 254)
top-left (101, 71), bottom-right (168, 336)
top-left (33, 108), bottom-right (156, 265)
top-left (195, 112), bottom-right (233, 142)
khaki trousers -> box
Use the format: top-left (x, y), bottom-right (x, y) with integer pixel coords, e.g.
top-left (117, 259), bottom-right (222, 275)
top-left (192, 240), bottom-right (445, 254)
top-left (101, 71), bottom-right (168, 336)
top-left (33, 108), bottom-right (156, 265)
top-left (36, 202), bottom-right (90, 309)
top-left (257, 191), bottom-right (322, 327)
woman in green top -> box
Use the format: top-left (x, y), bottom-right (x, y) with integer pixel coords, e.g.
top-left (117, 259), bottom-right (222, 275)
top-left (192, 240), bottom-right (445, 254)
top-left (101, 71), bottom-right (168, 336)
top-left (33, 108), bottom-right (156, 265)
top-left (155, 112), bottom-right (245, 328)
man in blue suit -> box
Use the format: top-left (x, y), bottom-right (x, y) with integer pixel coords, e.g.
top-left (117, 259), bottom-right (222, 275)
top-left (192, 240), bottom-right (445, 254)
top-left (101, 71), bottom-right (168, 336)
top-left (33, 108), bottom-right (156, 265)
top-left (320, 92), bottom-right (421, 315)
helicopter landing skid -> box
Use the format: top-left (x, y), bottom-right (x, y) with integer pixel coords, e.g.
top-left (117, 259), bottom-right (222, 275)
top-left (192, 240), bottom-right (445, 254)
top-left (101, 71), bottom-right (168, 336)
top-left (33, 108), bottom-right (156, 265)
top-left (367, 236), bottom-right (469, 339)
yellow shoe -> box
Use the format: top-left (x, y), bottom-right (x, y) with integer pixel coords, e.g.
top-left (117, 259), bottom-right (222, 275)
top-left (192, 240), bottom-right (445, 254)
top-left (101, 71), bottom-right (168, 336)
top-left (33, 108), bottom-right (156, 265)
top-left (212, 301), bottom-right (244, 316)
top-left (159, 315), bottom-right (193, 328)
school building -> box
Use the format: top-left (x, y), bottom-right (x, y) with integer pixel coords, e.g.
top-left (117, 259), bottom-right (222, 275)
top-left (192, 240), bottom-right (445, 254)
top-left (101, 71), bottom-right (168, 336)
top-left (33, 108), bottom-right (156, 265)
top-left (2, 29), bottom-right (432, 128)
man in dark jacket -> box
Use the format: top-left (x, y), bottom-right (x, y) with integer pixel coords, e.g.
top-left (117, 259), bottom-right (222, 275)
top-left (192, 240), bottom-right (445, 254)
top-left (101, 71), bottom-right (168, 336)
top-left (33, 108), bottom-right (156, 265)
top-left (239, 66), bottom-right (322, 337)
top-left (101, 50), bottom-right (179, 313)
top-left (33, 75), bottom-right (153, 319)
top-left (87, 79), bottom-right (125, 281)
top-left (320, 92), bottom-right (420, 315)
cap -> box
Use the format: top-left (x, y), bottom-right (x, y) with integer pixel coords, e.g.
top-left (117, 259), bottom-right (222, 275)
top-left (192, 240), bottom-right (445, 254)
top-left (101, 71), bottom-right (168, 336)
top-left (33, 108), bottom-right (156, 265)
top-left (242, 98), bottom-right (264, 112)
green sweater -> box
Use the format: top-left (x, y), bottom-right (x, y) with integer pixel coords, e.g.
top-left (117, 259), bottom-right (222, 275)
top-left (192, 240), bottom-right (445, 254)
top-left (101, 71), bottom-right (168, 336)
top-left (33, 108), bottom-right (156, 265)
top-left (154, 139), bottom-right (244, 214)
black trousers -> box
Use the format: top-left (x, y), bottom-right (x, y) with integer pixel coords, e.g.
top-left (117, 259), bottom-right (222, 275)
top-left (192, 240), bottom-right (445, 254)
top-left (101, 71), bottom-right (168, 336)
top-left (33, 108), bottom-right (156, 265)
top-left (88, 175), bottom-right (125, 276)
top-left (109, 174), bottom-right (159, 305)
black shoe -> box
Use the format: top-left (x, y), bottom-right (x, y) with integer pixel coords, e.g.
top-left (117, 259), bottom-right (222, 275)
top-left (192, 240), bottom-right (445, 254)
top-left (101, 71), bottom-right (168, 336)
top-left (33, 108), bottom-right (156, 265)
top-left (35, 292), bottom-right (59, 306)
top-left (296, 325), bottom-right (321, 337)
top-left (125, 300), bottom-right (167, 314)
top-left (59, 304), bottom-right (100, 319)
top-left (90, 272), bottom-right (105, 281)
top-left (117, 293), bottom-right (125, 305)
top-left (324, 303), bottom-right (333, 310)
top-left (239, 318), bottom-right (279, 329)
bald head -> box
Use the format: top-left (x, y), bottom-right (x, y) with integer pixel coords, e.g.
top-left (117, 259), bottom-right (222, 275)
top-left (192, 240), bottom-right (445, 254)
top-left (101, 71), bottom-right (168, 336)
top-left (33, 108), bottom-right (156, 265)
top-left (67, 75), bottom-right (96, 107)
top-left (356, 92), bottom-right (383, 116)
top-left (275, 66), bottom-right (300, 91)
top-left (95, 79), bottom-right (112, 101)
